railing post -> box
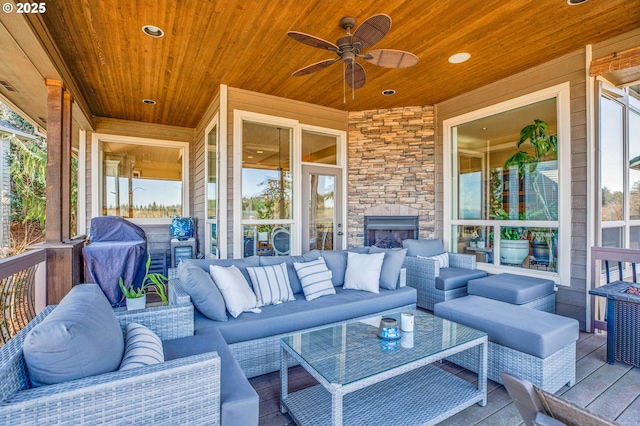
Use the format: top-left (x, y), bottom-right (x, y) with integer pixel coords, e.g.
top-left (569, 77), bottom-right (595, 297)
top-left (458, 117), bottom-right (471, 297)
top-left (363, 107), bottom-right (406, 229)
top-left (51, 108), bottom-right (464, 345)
top-left (35, 257), bottom-right (46, 314)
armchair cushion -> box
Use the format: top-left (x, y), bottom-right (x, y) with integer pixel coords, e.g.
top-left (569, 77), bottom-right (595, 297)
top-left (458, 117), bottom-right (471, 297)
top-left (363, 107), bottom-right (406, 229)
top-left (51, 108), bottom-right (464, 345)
top-left (177, 261), bottom-right (228, 322)
top-left (403, 239), bottom-right (445, 257)
top-left (418, 252), bottom-right (449, 268)
top-left (23, 284), bottom-right (124, 387)
top-left (435, 267), bottom-right (487, 291)
top-left (369, 246), bottom-right (408, 290)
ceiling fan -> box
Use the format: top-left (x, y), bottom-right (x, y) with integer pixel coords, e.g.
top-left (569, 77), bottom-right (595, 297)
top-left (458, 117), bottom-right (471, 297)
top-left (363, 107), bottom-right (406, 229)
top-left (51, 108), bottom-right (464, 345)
top-left (288, 14), bottom-right (418, 100)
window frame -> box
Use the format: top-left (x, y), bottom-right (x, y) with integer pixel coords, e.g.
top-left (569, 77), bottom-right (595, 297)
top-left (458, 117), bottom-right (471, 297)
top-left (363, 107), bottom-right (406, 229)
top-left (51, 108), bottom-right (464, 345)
top-left (443, 82), bottom-right (571, 285)
top-left (91, 133), bottom-right (190, 225)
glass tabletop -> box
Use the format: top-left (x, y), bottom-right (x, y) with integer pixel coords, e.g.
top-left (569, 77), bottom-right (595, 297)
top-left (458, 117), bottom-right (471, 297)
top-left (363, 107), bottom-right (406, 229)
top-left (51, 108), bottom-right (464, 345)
top-left (281, 310), bottom-right (486, 386)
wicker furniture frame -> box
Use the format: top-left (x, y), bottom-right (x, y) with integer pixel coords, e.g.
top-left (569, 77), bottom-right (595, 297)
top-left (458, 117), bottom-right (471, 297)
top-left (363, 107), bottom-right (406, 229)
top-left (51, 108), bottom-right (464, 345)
top-left (519, 293), bottom-right (556, 313)
top-left (170, 268), bottom-right (417, 378)
top-left (279, 311), bottom-right (488, 426)
top-left (446, 340), bottom-right (576, 394)
top-left (0, 303), bottom-right (222, 425)
top-left (403, 253), bottom-right (478, 311)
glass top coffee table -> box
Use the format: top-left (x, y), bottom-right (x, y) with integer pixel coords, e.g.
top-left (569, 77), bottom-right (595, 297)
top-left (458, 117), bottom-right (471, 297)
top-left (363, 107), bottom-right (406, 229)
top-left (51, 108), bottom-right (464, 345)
top-left (280, 310), bottom-right (487, 426)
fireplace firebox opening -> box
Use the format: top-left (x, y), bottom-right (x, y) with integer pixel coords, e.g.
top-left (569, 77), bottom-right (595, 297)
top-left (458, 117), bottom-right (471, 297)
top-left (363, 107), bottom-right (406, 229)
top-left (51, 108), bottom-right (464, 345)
top-left (364, 216), bottom-right (419, 249)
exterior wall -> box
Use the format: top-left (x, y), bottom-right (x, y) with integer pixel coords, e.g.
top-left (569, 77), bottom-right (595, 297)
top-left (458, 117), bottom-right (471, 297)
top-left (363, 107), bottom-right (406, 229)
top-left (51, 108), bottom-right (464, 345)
top-left (0, 139), bottom-right (9, 252)
top-left (435, 49), bottom-right (588, 328)
top-left (347, 106), bottom-right (436, 247)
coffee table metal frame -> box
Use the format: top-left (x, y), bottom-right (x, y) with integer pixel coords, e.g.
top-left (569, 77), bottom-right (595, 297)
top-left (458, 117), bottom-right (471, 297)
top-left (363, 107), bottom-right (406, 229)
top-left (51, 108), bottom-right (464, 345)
top-left (280, 311), bottom-right (488, 426)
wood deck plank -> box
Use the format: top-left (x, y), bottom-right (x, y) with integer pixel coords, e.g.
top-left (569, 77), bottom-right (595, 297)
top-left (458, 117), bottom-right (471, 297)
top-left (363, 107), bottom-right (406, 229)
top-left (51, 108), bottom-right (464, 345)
top-left (586, 367), bottom-right (640, 421)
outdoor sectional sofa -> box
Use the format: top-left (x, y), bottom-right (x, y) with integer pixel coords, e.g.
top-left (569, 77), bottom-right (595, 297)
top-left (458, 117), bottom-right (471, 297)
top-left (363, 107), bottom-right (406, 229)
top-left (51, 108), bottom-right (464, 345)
top-left (167, 247), bottom-right (417, 424)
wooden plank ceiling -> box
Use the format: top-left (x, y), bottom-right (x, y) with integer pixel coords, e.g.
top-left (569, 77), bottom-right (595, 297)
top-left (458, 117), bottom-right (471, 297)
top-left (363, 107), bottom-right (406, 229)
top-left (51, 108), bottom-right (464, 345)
top-left (36, 0), bottom-right (640, 128)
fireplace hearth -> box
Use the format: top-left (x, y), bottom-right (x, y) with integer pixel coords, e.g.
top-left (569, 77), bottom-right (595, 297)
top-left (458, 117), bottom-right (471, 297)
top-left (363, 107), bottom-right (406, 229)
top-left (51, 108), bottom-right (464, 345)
top-left (364, 216), bottom-right (419, 249)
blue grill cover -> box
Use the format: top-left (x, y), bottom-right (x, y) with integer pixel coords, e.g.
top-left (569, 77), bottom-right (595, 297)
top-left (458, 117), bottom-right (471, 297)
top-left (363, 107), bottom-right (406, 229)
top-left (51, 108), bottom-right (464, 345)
top-left (83, 217), bottom-right (147, 305)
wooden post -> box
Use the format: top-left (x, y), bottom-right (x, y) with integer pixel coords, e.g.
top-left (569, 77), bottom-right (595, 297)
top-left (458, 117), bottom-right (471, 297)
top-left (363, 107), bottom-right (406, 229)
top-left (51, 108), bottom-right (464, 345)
top-left (41, 80), bottom-right (84, 304)
top-left (45, 79), bottom-right (64, 243)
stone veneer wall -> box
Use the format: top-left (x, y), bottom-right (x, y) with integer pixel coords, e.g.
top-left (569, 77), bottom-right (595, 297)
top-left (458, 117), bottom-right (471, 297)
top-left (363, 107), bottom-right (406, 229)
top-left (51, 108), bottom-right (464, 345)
top-left (347, 106), bottom-right (436, 247)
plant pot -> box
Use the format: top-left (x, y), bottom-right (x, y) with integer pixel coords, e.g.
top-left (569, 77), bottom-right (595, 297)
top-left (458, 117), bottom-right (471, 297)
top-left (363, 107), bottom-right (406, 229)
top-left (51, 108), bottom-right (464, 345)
top-left (500, 240), bottom-right (529, 265)
top-left (470, 241), bottom-right (477, 248)
top-left (477, 241), bottom-right (486, 249)
top-left (531, 242), bottom-right (551, 262)
top-left (126, 295), bottom-right (146, 311)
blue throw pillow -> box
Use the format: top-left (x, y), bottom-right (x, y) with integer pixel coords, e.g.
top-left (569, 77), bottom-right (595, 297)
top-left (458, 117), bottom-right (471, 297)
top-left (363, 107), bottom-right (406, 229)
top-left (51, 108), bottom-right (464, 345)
top-left (320, 247), bottom-right (370, 286)
top-left (177, 261), bottom-right (227, 322)
top-left (402, 239), bottom-right (445, 257)
top-left (259, 250), bottom-right (320, 294)
top-left (369, 246), bottom-right (408, 290)
top-left (23, 284), bottom-right (124, 387)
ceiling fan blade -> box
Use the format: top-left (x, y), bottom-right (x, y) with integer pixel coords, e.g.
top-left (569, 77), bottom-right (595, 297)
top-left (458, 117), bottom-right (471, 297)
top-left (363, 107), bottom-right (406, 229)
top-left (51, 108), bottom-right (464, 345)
top-left (292, 59), bottom-right (339, 76)
top-left (352, 14), bottom-right (391, 50)
top-left (288, 31), bottom-right (338, 51)
top-left (345, 62), bottom-right (366, 89)
top-left (364, 49), bottom-right (419, 68)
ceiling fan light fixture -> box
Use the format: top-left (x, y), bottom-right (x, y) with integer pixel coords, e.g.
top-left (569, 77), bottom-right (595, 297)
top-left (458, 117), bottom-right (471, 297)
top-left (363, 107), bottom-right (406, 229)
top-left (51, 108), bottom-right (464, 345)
top-left (448, 52), bottom-right (471, 64)
top-left (382, 89), bottom-right (396, 96)
top-left (142, 99), bottom-right (157, 105)
top-left (142, 25), bottom-right (164, 38)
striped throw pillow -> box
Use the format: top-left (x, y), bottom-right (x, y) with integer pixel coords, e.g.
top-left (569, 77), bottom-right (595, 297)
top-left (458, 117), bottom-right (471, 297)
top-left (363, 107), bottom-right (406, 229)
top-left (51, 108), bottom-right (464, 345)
top-left (119, 323), bottom-right (164, 371)
top-left (418, 252), bottom-right (449, 268)
top-left (247, 263), bottom-right (296, 307)
top-left (293, 258), bottom-right (336, 301)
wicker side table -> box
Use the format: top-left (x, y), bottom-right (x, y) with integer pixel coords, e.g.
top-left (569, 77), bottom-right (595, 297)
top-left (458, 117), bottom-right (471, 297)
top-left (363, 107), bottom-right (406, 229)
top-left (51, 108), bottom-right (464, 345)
top-left (589, 280), bottom-right (640, 367)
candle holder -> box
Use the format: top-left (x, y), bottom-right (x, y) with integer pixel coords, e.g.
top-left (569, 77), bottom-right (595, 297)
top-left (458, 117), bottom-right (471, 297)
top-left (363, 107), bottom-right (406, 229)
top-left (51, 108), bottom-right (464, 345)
top-left (377, 317), bottom-right (401, 340)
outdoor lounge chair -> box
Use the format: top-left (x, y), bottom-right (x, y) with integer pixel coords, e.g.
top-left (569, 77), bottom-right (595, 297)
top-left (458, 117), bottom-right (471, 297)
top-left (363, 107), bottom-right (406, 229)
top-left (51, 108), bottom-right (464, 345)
top-left (500, 372), bottom-right (618, 426)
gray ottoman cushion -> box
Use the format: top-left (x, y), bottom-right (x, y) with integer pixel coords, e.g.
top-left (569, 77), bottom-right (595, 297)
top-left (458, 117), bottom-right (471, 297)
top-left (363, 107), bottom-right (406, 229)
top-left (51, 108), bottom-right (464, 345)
top-left (163, 330), bottom-right (259, 426)
top-left (434, 295), bottom-right (578, 358)
top-left (402, 239), bottom-right (444, 257)
top-left (435, 267), bottom-right (487, 290)
top-left (23, 284), bottom-right (125, 387)
top-left (468, 273), bottom-right (555, 305)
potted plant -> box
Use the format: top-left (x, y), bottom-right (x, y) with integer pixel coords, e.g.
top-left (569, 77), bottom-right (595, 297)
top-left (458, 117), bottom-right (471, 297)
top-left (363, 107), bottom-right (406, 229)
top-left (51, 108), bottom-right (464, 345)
top-left (529, 228), bottom-right (558, 268)
top-left (119, 254), bottom-right (169, 311)
top-left (491, 208), bottom-right (530, 265)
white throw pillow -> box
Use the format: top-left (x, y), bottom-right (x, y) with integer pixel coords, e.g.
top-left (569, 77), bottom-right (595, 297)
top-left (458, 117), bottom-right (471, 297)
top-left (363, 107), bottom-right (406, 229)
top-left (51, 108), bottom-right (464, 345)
top-left (209, 265), bottom-right (260, 318)
top-left (119, 323), bottom-right (164, 371)
top-left (418, 252), bottom-right (449, 268)
top-left (343, 252), bottom-right (385, 293)
top-left (293, 257), bottom-right (336, 301)
top-left (247, 262), bottom-right (296, 307)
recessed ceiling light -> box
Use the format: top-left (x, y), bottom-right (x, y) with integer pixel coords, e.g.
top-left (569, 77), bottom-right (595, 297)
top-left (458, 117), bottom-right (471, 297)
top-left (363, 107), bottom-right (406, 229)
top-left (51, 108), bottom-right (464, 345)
top-left (256, 150), bottom-right (263, 154)
top-left (567, 0), bottom-right (588, 5)
top-left (142, 25), bottom-right (164, 38)
top-left (448, 52), bottom-right (471, 64)
top-left (247, 155), bottom-right (254, 159)
top-left (142, 99), bottom-right (156, 105)
top-left (382, 89), bottom-right (396, 96)
top-left (481, 127), bottom-right (488, 131)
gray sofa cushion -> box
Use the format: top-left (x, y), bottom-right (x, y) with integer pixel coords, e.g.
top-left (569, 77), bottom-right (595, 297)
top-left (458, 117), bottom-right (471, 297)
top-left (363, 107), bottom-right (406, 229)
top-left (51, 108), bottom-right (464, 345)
top-left (177, 261), bottom-right (227, 321)
top-left (369, 247), bottom-right (408, 290)
top-left (194, 286), bottom-right (417, 344)
top-left (23, 284), bottom-right (125, 387)
top-left (183, 257), bottom-right (260, 288)
top-left (402, 239), bottom-right (445, 257)
top-left (467, 273), bottom-right (555, 305)
top-left (434, 295), bottom-right (578, 358)
top-left (435, 267), bottom-right (487, 290)
top-left (320, 247), bottom-right (370, 286)
top-left (259, 250), bottom-right (321, 294)
top-left (163, 330), bottom-right (259, 426)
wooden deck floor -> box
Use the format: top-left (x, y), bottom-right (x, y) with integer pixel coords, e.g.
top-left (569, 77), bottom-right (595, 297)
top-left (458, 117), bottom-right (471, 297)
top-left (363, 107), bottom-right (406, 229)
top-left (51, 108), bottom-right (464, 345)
top-left (250, 331), bottom-right (640, 425)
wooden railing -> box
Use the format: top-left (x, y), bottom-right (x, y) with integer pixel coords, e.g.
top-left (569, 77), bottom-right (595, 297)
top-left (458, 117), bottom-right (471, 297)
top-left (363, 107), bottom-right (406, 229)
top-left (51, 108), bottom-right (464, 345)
top-left (0, 249), bottom-right (47, 347)
top-left (590, 246), bottom-right (640, 333)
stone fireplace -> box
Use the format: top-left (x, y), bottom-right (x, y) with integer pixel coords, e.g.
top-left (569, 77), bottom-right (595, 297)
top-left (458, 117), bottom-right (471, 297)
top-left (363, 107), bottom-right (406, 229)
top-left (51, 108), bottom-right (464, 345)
top-left (347, 106), bottom-right (436, 247)
top-left (364, 216), bottom-right (419, 248)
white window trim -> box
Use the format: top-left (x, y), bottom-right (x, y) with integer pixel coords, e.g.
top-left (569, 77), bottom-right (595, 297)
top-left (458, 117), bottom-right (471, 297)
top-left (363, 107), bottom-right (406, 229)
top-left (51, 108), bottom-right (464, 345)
top-left (204, 111), bottom-right (227, 258)
top-left (443, 82), bottom-right (571, 285)
top-left (91, 132), bottom-right (190, 225)
top-left (233, 110), bottom-right (300, 258)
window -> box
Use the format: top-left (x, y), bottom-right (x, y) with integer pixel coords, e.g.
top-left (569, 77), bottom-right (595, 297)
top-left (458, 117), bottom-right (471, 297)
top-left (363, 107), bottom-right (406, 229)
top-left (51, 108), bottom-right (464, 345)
top-left (599, 83), bottom-right (640, 250)
top-left (206, 121), bottom-right (219, 257)
top-left (93, 134), bottom-right (189, 222)
top-left (240, 121), bottom-right (294, 257)
top-left (444, 83), bottom-right (570, 284)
